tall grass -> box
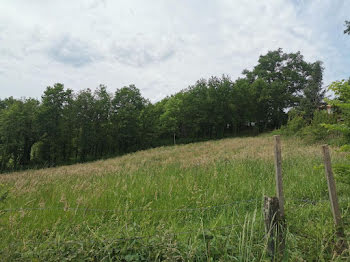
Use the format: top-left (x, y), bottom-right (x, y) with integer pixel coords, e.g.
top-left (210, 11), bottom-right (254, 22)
top-left (0, 136), bottom-right (349, 261)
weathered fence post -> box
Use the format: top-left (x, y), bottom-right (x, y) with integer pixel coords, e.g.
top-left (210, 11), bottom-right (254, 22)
top-left (263, 196), bottom-right (284, 260)
top-left (274, 135), bottom-right (284, 217)
top-left (321, 145), bottom-right (347, 254)
top-left (263, 136), bottom-right (286, 260)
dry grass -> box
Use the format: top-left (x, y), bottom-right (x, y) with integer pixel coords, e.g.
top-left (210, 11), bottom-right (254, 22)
top-left (1, 135), bottom-right (343, 184)
top-left (0, 135), bottom-right (349, 261)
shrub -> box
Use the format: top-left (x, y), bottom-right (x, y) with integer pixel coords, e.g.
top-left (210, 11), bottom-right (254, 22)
top-left (281, 109), bottom-right (341, 144)
top-left (280, 110), bottom-right (307, 136)
top-left (301, 110), bottom-right (339, 143)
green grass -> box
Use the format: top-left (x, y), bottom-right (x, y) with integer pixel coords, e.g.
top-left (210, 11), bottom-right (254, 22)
top-left (0, 136), bottom-right (349, 261)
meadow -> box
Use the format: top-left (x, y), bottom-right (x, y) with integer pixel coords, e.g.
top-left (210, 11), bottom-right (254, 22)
top-left (0, 135), bottom-right (349, 261)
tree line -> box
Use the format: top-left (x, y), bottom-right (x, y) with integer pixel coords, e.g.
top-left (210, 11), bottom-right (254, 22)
top-left (0, 49), bottom-right (325, 172)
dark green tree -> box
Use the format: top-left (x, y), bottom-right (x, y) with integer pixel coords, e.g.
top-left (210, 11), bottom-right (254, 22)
top-left (35, 83), bottom-right (73, 166)
top-left (73, 88), bottom-right (96, 161)
top-left (93, 85), bottom-right (113, 157)
top-left (160, 93), bottom-right (184, 143)
top-left (0, 99), bottom-right (39, 170)
top-left (0, 99), bottom-right (5, 111)
top-left (231, 78), bottom-right (257, 132)
top-left (111, 85), bottom-right (146, 153)
top-left (181, 80), bottom-right (210, 139)
top-left (207, 76), bottom-right (236, 137)
top-left (299, 61), bottom-right (325, 120)
top-left (139, 102), bottom-right (163, 148)
top-left (243, 48), bottom-right (313, 129)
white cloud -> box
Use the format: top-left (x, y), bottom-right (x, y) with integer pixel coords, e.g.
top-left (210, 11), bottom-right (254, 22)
top-left (0, 0), bottom-right (349, 101)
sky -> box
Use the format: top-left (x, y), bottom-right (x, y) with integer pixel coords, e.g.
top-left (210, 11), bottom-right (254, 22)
top-left (0, 0), bottom-right (349, 102)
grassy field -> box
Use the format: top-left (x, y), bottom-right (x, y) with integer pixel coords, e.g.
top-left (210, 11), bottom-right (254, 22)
top-left (0, 135), bottom-right (349, 261)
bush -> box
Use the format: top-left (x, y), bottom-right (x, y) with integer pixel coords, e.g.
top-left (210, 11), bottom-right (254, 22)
top-left (30, 141), bottom-right (47, 165)
top-left (300, 110), bottom-right (338, 142)
top-left (281, 110), bottom-right (341, 143)
top-left (307, 110), bottom-right (341, 143)
top-left (280, 110), bottom-right (307, 136)
top-left (281, 115), bottom-right (306, 136)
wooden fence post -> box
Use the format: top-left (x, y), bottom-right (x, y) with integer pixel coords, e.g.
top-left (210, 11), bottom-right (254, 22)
top-left (264, 196), bottom-right (284, 260)
top-left (263, 136), bottom-right (286, 260)
top-left (274, 135), bottom-right (285, 217)
top-left (321, 145), bottom-right (347, 254)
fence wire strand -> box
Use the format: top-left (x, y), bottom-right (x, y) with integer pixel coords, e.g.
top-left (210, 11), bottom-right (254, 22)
top-left (0, 199), bottom-right (260, 213)
top-left (1, 197), bottom-right (349, 214)
top-left (4, 223), bottom-right (241, 248)
top-left (2, 197), bottom-right (349, 249)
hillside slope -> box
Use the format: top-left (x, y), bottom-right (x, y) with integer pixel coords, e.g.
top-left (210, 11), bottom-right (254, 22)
top-left (0, 136), bottom-right (349, 261)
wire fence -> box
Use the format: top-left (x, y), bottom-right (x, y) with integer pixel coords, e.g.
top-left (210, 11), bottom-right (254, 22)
top-left (8, 197), bottom-right (347, 248)
top-left (0, 197), bottom-right (349, 214)
top-left (1, 199), bottom-right (349, 249)
top-left (0, 198), bottom-right (260, 247)
top-left (3, 222), bottom-right (250, 250)
top-left (0, 199), bottom-right (258, 213)
top-left (1, 195), bottom-right (349, 248)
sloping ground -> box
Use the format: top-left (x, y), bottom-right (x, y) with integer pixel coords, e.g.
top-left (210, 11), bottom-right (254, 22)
top-left (0, 135), bottom-right (349, 261)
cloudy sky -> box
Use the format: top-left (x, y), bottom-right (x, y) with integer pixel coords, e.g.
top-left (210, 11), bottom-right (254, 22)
top-left (0, 0), bottom-right (349, 102)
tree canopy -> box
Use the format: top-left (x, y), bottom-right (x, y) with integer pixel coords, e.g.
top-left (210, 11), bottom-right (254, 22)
top-left (0, 49), bottom-right (326, 172)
